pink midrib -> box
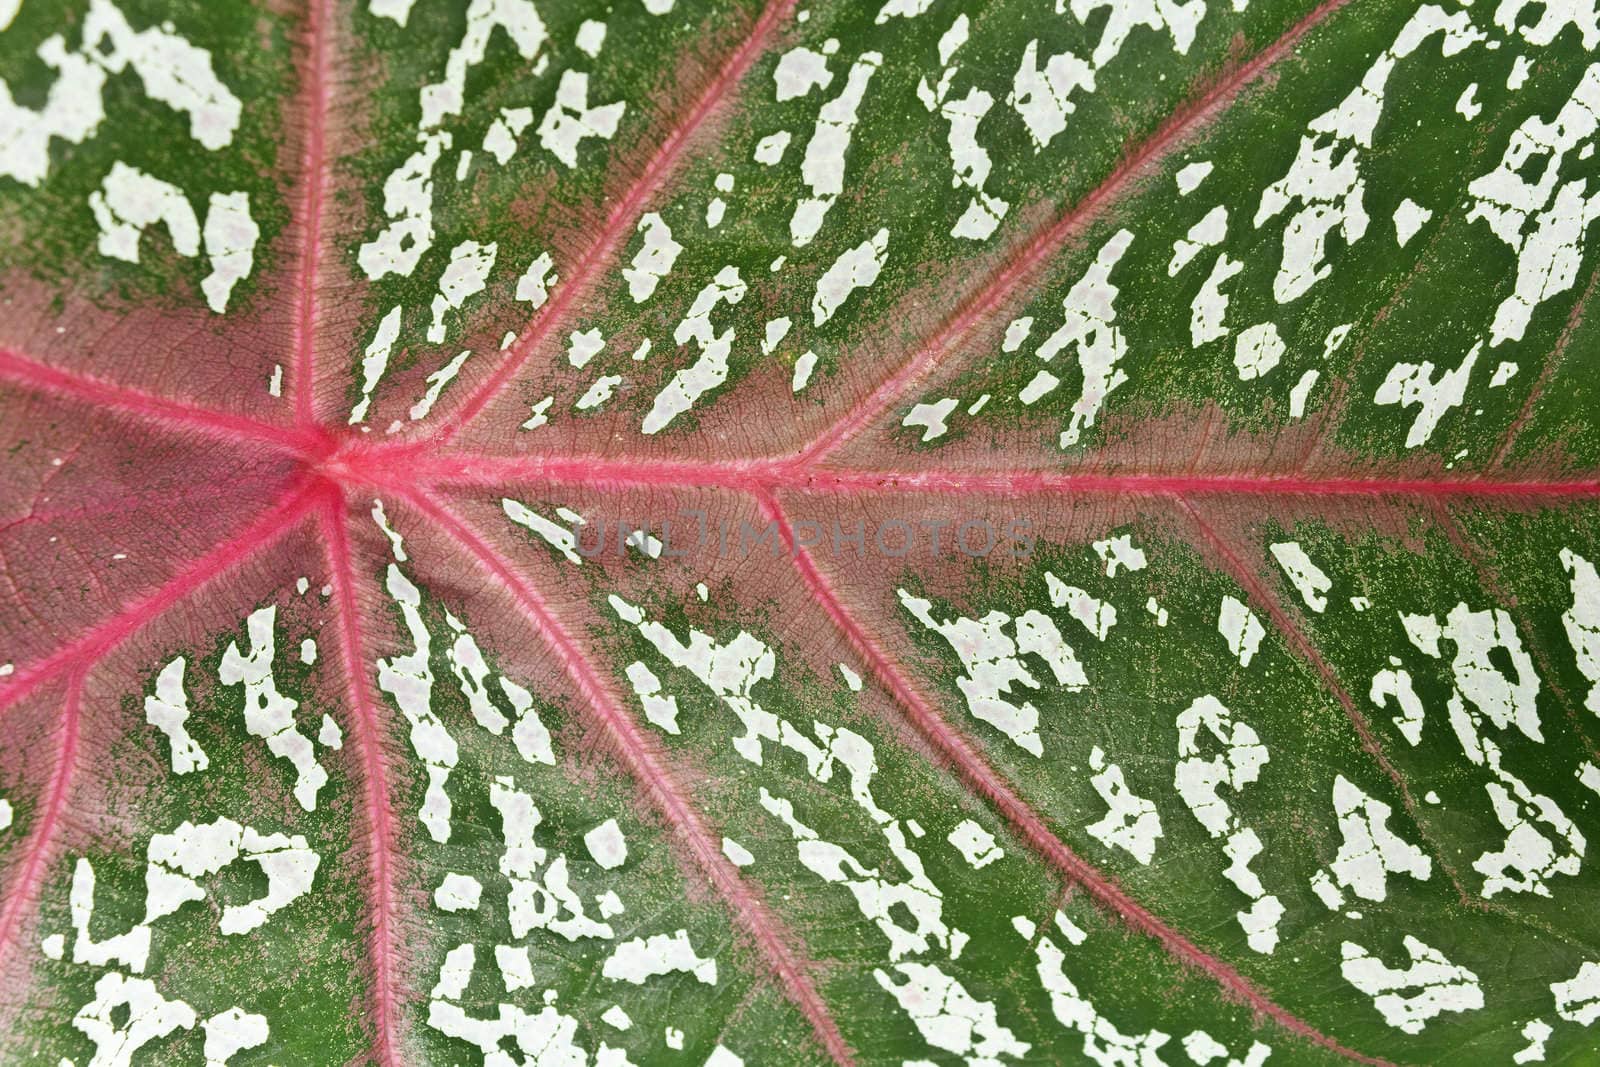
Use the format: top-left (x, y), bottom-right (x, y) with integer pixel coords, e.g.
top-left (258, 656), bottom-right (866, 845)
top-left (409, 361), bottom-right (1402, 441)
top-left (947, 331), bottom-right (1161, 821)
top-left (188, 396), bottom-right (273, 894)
top-left (318, 491), bottom-right (402, 1067)
top-left (400, 451), bottom-right (1600, 498)
top-left (428, 0), bottom-right (799, 445)
top-left (758, 491), bottom-right (1392, 1067)
top-left (292, 0), bottom-right (333, 429)
top-left (404, 486), bottom-right (855, 1066)
top-left (790, 0), bottom-right (1358, 468)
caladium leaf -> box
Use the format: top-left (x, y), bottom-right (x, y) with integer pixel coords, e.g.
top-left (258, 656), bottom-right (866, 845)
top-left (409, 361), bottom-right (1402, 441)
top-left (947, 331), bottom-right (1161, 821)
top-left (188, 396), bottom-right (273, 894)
top-left (3, 0), bottom-right (1600, 1062)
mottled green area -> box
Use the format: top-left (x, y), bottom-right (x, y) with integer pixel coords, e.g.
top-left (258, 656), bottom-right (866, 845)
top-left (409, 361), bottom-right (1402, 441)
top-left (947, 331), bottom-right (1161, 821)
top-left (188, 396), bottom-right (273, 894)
top-left (9, 597), bottom-right (367, 1064)
top-left (0, 0), bottom-right (293, 313)
top-left (387, 564), bottom-right (819, 1065)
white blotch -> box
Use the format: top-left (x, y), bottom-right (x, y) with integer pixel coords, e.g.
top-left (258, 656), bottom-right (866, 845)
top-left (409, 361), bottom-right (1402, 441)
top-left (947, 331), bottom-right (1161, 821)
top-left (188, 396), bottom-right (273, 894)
top-left (900, 589), bottom-right (1088, 757)
top-left (538, 70), bottom-right (624, 168)
top-left (813, 227), bottom-right (889, 325)
top-left (1457, 82), bottom-right (1482, 121)
top-left (903, 397), bottom-right (958, 442)
top-left (82, 0), bottom-right (241, 148)
top-left (792, 349), bottom-right (818, 391)
top-left (1093, 532), bottom-right (1147, 577)
top-left (1340, 936), bottom-right (1483, 1034)
top-left (358, 131), bottom-right (450, 280)
top-left (200, 192), bottom-right (259, 313)
top-left (370, 0), bottom-right (417, 25)
top-left (624, 212), bottom-right (682, 302)
top-left (1496, 0), bottom-right (1600, 49)
top-left (585, 819), bottom-right (628, 869)
top-left (722, 837), bottom-right (754, 867)
top-left (220, 607), bottom-right (326, 811)
top-left (566, 329), bottom-right (605, 369)
top-left (1403, 602), bottom-right (1584, 898)
top-left (644, 266), bottom-right (747, 433)
top-left (1086, 746), bottom-right (1162, 864)
top-left (762, 316), bottom-right (793, 355)
top-left (576, 374), bottom-right (621, 410)
top-left (754, 130), bottom-right (791, 165)
top-left (89, 163), bottom-right (258, 312)
top-left (1033, 230), bottom-right (1135, 448)
top-left (1019, 370), bottom-right (1059, 405)
top-left (1309, 776), bottom-right (1431, 910)
top-left (791, 52), bottom-right (881, 246)
top-left (202, 1007), bottom-right (268, 1066)
top-left (427, 240), bottom-right (497, 343)
top-left (603, 929), bottom-right (717, 985)
top-left (1289, 368), bottom-right (1320, 417)
top-left (145, 657), bottom-right (207, 775)
top-left (349, 305), bottom-right (402, 424)
top-left (1177, 161), bottom-right (1213, 195)
top-left (1515, 1019), bottom-right (1552, 1063)
top-left (299, 638), bottom-right (316, 665)
top-left (875, 0), bottom-right (934, 22)
top-left (490, 776), bottom-right (614, 942)
top-left (0, 34), bottom-right (108, 187)
top-left (838, 662), bottom-right (864, 690)
top-left (1035, 926), bottom-right (1177, 1066)
top-left (318, 715), bottom-right (342, 749)
top-left (434, 872), bottom-right (483, 912)
top-left (1045, 574), bottom-right (1117, 640)
top-left (1509, 53), bottom-right (1534, 90)
top-left (1553, 960), bottom-right (1600, 1024)
top-left (371, 498), bottom-right (408, 562)
top-left (625, 660), bottom-right (680, 733)
top-left (1370, 660), bottom-right (1428, 745)
top-left (575, 18), bottom-right (606, 57)
top-left (775, 43), bottom-right (834, 100)
top-left (921, 30), bottom-right (1010, 241)
top-left (482, 105), bottom-right (533, 164)
top-left (1174, 695), bottom-right (1281, 952)
top-left (1190, 253), bottom-right (1244, 347)
top-left (1234, 322), bottom-right (1285, 381)
top-left (1394, 199), bottom-right (1433, 249)
top-left (1269, 542), bottom-right (1330, 612)
top-left (377, 566), bottom-right (459, 841)
top-left (1217, 596), bottom-right (1265, 667)
top-left (516, 250), bottom-right (558, 308)
top-left (408, 350), bottom-right (471, 421)
top-left (1375, 342), bottom-right (1478, 448)
top-left (1561, 548), bottom-right (1600, 714)
top-left (73, 970), bottom-right (196, 1067)
top-left (875, 963), bottom-right (1030, 1062)
top-left (1169, 205), bottom-right (1227, 275)
top-left (947, 819), bottom-right (1003, 869)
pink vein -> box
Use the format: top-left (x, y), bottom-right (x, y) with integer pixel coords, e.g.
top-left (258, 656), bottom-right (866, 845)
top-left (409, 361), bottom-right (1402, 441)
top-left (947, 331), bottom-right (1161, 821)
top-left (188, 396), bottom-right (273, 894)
top-left (0, 479), bottom-right (320, 716)
top-left (792, 0), bottom-right (1356, 467)
top-left (426, 0), bottom-right (799, 445)
top-left (403, 486), bottom-right (854, 1066)
top-left (757, 489), bottom-right (1387, 1065)
top-left (0, 347), bottom-right (319, 454)
top-left (317, 488), bottom-right (401, 1067)
top-left (0, 674), bottom-right (82, 976)
top-left (292, 0), bottom-right (334, 429)
top-left (397, 451), bottom-right (1600, 498)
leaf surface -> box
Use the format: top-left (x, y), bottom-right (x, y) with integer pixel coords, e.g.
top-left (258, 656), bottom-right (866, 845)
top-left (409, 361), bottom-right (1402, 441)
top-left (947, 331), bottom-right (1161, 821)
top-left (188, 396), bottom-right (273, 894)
top-left (2, 0), bottom-right (1600, 1063)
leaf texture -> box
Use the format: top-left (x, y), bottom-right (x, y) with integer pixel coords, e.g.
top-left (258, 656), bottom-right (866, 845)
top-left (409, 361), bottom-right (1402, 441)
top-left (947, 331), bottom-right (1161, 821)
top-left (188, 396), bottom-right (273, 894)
top-left (3, 0), bottom-right (1600, 1064)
